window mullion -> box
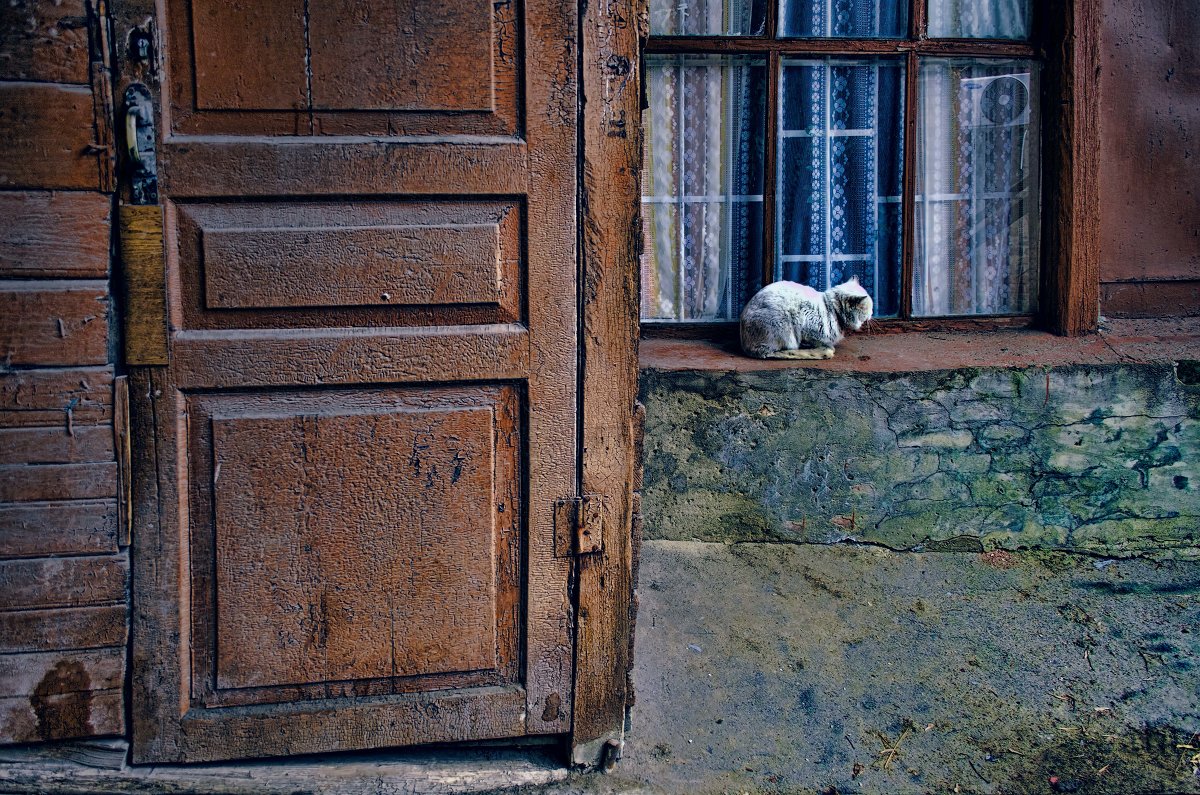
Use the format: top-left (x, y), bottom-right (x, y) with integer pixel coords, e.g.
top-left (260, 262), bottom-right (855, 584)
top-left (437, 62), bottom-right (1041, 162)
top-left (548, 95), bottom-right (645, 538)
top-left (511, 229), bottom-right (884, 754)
top-left (762, 50), bottom-right (781, 289)
top-left (900, 50), bottom-right (919, 319)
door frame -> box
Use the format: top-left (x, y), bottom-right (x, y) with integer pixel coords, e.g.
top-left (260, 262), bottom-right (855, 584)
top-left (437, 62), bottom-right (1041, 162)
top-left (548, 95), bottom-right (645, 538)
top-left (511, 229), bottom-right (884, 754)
top-left (111, 0), bottom-right (644, 768)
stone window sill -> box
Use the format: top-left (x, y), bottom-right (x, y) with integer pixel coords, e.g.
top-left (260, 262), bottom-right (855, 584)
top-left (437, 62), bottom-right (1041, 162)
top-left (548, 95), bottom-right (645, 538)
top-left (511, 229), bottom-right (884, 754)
top-left (639, 317), bottom-right (1200, 374)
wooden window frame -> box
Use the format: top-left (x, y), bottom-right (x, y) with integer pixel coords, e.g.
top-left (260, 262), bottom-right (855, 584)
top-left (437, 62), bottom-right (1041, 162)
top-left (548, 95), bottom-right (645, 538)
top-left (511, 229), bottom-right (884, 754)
top-left (640, 0), bottom-right (1099, 338)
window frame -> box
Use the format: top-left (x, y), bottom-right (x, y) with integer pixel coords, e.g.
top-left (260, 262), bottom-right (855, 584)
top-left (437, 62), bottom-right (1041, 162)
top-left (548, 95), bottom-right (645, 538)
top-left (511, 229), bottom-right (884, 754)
top-left (640, 0), bottom-right (1100, 337)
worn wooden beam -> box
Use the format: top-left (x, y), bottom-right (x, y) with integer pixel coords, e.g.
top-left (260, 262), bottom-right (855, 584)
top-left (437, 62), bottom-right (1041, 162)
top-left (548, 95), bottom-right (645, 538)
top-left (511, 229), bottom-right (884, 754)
top-left (1039, 0), bottom-right (1101, 335)
top-left (118, 205), bottom-right (168, 365)
top-left (0, 192), bottom-right (111, 280)
top-left (572, 0), bottom-right (645, 767)
top-left (0, 501), bottom-right (119, 559)
top-left (0, 282), bottom-right (109, 367)
top-left (0, 82), bottom-right (102, 190)
top-left (0, 0), bottom-right (92, 84)
top-left (0, 555), bottom-right (127, 610)
top-left (0, 605), bottom-right (127, 654)
top-left (0, 426), bottom-right (114, 466)
top-left (0, 368), bottom-right (113, 429)
top-left (0, 462), bottom-right (118, 503)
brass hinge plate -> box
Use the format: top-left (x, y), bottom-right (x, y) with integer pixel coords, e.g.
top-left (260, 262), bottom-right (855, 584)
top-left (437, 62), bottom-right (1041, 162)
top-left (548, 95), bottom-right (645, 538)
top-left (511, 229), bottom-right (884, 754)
top-left (554, 496), bottom-right (607, 557)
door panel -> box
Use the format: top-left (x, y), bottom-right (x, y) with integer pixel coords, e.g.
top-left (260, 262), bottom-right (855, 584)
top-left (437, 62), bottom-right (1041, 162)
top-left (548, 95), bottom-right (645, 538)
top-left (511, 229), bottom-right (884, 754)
top-left (168, 0), bottom-right (521, 136)
top-left (126, 0), bottom-right (578, 763)
top-left (175, 199), bottom-right (523, 328)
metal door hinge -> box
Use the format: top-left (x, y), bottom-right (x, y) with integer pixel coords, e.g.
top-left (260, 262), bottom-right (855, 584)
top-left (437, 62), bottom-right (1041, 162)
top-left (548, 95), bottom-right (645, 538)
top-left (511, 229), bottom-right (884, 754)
top-left (555, 496), bottom-right (607, 557)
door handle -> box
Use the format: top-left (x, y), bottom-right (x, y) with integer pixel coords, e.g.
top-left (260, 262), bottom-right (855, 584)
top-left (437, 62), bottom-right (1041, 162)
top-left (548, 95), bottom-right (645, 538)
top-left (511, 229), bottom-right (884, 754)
top-left (123, 84), bottom-right (158, 205)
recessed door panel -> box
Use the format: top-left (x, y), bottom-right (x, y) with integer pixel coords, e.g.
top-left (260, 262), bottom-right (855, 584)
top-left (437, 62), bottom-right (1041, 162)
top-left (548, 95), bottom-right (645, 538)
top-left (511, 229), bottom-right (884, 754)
top-left (309, 0), bottom-right (495, 112)
top-left (186, 386), bottom-right (522, 709)
top-left (175, 200), bottom-right (523, 329)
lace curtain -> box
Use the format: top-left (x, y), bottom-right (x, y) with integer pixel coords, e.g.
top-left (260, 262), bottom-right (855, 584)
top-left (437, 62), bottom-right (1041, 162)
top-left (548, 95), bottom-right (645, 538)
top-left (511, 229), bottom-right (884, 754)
top-left (641, 0), bottom-right (1038, 322)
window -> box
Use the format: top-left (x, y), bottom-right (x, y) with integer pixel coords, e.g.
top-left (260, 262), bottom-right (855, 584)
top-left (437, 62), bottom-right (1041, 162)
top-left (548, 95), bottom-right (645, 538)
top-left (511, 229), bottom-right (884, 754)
top-left (640, 0), bottom-right (1044, 325)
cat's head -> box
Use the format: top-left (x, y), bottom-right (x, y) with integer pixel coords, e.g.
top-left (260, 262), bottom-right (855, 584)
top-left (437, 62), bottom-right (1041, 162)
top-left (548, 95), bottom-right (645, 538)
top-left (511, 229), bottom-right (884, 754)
top-left (831, 277), bottom-right (873, 331)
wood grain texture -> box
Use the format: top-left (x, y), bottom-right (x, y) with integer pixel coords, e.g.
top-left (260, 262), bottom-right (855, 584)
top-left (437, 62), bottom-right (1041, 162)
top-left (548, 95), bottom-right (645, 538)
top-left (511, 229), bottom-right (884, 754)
top-left (0, 192), bottom-right (111, 279)
top-left (0, 688), bottom-right (123, 743)
top-left (189, 0), bottom-right (307, 111)
top-left (0, 555), bottom-right (127, 610)
top-left (0, 501), bottom-right (119, 559)
top-left (0, 426), bottom-right (113, 465)
top-left (0, 648), bottom-right (124, 698)
top-left (309, 0), bottom-right (493, 111)
top-left (0, 282), bottom-right (109, 367)
top-left (0, 368), bottom-right (112, 429)
top-left (0, 605), bottom-right (127, 653)
top-left (0, 0), bottom-right (91, 83)
top-left (0, 82), bottom-right (101, 190)
top-left (176, 200), bottom-right (522, 329)
top-left (572, 0), bottom-right (645, 766)
top-left (118, 205), bottom-right (167, 366)
top-left (0, 462), bottom-right (118, 502)
top-left (1039, 0), bottom-right (1101, 335)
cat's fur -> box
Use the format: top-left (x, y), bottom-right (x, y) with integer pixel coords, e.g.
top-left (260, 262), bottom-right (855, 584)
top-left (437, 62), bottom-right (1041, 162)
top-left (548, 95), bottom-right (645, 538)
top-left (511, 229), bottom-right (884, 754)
top-left (739, 278), bottom-right (873, 359)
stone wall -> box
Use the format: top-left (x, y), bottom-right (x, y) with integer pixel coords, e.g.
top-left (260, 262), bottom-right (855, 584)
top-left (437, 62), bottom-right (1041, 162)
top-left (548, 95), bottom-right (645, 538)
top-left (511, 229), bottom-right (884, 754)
top-left (640, 362), bottom-right (1200, 558)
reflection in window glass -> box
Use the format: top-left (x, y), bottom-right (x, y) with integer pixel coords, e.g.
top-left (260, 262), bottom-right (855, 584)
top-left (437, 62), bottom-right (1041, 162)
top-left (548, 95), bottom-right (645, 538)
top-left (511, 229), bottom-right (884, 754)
top-left (649, 0), bottom-right (766, 36)
top-left (776, 58), bottom-right (905, 317)
top-left (927, 0), bottom-right (1031, 39)
top-left (642, 56), bottom-right (767, 321)
top-left (914, 59), bottom-right (1040, 316)
top-left (779, 0), bottom-right (906, 38)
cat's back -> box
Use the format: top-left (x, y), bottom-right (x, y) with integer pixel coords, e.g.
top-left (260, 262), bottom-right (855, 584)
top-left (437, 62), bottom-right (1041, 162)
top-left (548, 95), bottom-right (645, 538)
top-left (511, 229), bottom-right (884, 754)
top-left (743, 280), bottom-right (823, 313)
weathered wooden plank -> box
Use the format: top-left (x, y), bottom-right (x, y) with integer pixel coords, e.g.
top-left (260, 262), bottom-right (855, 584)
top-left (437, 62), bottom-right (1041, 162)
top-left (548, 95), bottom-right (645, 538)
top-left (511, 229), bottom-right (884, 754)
top-left (0, 462), bottom-right (117, 503)
top-left (0, 555), bottom-right (127, 611)
top-left (0, 0), bottom-right (91, 84)
top-left (0, 688), bottom-right (123, 743)
top-left (1039, 0), bottom-right (1101, 335)
top-left (572, 0), bottom-right (645, 767)
top-left (118, 205), bottom-right (167, 366)
top-left (0, 368), bottom-right (112, 429)
top-left (0, 500), bottom-right (119, 559)
top-left (0, 426), bottom-right (113, 466)
top-left (0, 605), bottom-right (127, 653)
top-left (0, 192), bottom-right (111, 279)
top-left (0, 281), bottom-right (109, 367)
top-left (0, 82), bottom-right (101, 190)
top-left (0, 647), bottom-right (124, 697)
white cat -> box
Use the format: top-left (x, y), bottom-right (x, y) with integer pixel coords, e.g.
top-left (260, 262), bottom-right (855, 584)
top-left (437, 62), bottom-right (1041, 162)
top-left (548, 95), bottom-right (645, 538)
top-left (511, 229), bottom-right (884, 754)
top-left (739, 278), bottom-right (873, 359)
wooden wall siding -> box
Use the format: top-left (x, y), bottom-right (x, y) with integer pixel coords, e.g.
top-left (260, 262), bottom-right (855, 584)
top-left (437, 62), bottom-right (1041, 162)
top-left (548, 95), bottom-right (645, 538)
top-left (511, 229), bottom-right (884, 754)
top-left (0, 0), bottom-right (125, 746)
top-left (1098, 0), bottom-right (1200, 317)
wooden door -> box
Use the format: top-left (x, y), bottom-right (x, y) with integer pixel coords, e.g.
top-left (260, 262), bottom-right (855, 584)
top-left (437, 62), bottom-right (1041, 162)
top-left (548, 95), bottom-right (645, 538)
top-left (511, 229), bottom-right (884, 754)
top-left (115, 0), bottom-right (579, 763)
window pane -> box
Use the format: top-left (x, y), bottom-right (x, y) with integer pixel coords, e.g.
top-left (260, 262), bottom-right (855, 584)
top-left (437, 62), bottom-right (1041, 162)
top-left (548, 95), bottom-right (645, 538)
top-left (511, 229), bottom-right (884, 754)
top-left (642, 55), bottom-right (767, 321)
top-left (650, 0), bottom-right (767, 36)
top-left (776, 58), bottom-right (905, 317)
top-left (928, 0), bottom-right (1031, 39)
top-left (779, 0), bottom-right (906, 38)
top-left (914, 58), bottom-right (1041, 317)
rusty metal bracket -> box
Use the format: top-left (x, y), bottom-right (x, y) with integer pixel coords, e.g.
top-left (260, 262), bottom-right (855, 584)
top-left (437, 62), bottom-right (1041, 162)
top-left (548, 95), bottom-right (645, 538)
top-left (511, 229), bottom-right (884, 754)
top-left (554, 496), bottom-right (607, 557)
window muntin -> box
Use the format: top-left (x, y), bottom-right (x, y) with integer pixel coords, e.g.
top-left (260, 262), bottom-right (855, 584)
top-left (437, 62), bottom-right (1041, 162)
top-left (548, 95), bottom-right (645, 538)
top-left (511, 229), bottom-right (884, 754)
top-left (642, 0), bottom-right (1040, 325)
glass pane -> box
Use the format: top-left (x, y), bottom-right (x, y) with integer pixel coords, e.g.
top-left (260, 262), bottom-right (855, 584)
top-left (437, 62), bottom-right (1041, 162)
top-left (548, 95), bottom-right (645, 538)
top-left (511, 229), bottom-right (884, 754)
top-left (780, 0), bottom-right (906, 38)
top-left (642, 55), bottom-right (767, 322)
top-left (650, 0), bottom-right (767, 36)
top-left (914, 58), bottom-right (1041, 317)
top-left (776, 58), bottom-right (905, 317)
top-left (928, 0), bottom-right (1030, 39)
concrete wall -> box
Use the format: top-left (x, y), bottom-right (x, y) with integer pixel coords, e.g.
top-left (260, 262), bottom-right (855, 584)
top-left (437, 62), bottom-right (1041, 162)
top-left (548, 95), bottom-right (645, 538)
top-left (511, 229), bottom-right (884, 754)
top-left (1100, 0), bottom-right (1200, 316)
top-left (641, 361), bottom-right (1200, 558)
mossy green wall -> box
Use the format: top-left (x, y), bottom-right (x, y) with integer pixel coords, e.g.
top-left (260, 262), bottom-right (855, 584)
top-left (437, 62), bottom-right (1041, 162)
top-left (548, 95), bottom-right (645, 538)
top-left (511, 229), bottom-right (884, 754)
top-left (640, 363), bottom-right (1200, 558)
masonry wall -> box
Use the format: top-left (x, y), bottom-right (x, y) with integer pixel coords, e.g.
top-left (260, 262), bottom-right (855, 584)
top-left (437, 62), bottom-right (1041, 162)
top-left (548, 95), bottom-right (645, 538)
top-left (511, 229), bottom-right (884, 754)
top-left (640, 360), bottom-right (1200, 558)
top-left (1099, 0), bottom-right (1200, 316)
top-left (0, 1), bottom-right (127, 744)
